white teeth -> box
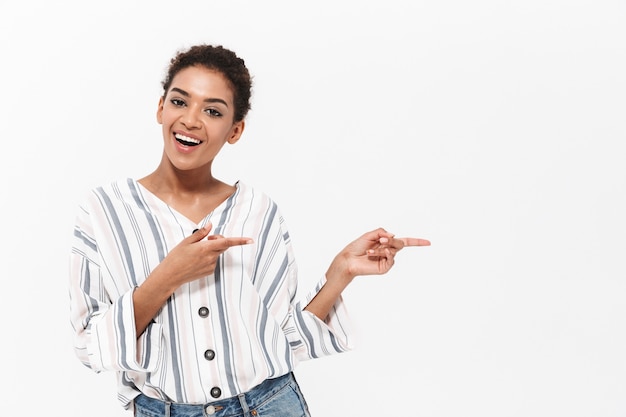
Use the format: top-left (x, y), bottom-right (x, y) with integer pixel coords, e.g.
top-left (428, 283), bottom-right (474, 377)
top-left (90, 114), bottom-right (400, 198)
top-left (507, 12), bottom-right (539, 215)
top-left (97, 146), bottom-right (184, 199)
top-left (175, 133), bottom-right (201, 144)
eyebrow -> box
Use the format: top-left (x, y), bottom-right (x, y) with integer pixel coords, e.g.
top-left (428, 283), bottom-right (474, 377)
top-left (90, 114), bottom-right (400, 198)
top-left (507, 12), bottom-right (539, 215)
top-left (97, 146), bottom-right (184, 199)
top-left (170, 87), bottom-right (229, 107)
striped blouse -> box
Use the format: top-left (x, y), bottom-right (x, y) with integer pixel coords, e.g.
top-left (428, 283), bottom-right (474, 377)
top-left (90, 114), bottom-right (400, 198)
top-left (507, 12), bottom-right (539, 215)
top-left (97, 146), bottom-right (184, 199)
top-left (69, 179), bottom-right (352, 410)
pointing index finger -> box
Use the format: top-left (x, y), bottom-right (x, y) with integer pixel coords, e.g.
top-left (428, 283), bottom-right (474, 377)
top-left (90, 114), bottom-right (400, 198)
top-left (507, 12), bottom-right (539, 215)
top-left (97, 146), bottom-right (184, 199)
top-left (225, 237), bottom-right (254, 246)
top-left (207, 236), bottom-right (254, 250)
top-left (401, 237), bottom-right (431, 247)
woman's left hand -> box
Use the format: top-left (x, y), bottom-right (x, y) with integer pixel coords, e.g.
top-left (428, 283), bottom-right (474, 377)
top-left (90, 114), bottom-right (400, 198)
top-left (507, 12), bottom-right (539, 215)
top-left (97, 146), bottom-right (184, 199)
top-left (328, 228), bottom-right (430, 282)
top-left (306, 228), bottom-right (430, 320)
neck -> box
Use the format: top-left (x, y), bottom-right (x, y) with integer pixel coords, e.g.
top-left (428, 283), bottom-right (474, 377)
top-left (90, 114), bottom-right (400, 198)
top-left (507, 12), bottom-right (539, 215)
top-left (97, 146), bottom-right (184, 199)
top-left (140, 157), bottom-right (221, 195)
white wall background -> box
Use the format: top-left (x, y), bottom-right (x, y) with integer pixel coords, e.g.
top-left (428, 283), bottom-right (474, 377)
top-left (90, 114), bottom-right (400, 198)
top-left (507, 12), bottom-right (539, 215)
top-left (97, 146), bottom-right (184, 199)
top-left (1, 1), bottom-right (625, 416)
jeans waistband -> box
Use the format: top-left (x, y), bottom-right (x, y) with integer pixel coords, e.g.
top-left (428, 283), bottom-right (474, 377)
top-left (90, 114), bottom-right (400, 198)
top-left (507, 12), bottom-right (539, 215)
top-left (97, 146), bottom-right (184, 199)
top-left (134, 373), bottom-right (294, 417)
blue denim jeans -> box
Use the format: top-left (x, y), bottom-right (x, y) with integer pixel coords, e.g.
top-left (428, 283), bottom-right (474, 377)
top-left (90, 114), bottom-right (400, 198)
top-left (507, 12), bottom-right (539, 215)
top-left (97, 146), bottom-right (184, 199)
top-left (134, 373), bottom-right (311, 417)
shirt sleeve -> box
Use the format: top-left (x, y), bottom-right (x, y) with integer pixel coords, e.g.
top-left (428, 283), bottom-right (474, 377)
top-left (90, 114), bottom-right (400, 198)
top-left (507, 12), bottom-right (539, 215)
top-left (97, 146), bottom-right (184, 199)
top-left (287, 275), bottom-right (354, 362)
top-left (68, 200), bottom-right (165, 373)
top-left (277, 220), bottom-right (354, 362)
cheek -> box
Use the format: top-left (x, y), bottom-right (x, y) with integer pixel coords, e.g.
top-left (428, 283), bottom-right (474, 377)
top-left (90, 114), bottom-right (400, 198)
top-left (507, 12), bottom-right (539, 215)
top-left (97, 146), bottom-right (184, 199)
top-left (159, 112), bottom-right (176, 129)
top-left (160, 115), bottom-right (175, 139)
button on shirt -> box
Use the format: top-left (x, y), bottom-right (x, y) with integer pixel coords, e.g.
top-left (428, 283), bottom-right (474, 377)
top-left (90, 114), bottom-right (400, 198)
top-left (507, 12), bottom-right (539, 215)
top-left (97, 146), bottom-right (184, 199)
top-left (69, 179), bottom-right (352, 409)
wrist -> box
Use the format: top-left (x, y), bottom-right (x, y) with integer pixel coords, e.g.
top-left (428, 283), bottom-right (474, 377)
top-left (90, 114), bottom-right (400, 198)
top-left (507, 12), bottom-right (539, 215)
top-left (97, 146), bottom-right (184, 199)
top-left (325, 256), bottom-right (355, 287)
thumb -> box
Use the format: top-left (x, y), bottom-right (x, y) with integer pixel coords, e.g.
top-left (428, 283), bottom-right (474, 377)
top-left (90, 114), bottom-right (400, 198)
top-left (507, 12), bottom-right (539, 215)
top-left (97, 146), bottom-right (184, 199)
top-left (190, 222), bottom-right (213, 242)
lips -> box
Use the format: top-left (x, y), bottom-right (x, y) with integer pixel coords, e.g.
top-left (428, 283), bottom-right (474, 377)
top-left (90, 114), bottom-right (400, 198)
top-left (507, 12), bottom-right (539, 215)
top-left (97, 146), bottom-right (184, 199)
top-left (175, 133), bottom-right (202, 146)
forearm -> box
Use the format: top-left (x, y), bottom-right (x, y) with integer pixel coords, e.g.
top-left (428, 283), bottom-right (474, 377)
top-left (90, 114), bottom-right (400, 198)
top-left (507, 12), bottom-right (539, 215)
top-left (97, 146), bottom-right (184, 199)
top-left (304, 260), bottom-right (353, 321)
top-left (133, 264), bottom-right (180, 337)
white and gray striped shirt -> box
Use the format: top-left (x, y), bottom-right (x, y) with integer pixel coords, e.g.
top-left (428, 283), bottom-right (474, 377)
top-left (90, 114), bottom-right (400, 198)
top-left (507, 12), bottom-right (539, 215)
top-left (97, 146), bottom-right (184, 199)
top-left (69, 179), bottom-right (352, 409)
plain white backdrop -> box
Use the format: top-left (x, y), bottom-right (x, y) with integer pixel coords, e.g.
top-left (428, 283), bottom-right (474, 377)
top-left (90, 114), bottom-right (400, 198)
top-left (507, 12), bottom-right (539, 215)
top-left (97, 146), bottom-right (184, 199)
top-left (1, 1), bottom-right (625, 416)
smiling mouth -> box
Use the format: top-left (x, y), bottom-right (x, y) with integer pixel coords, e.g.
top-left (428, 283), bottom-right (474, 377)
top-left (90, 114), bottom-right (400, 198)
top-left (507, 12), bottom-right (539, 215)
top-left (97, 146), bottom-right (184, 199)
top-left (175, 133), bottom-right (202, 146)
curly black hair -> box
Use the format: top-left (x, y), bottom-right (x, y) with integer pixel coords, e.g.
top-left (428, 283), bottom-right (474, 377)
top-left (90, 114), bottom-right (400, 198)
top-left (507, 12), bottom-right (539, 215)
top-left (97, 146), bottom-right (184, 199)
top-left (161, 44), bottom-right (252, 123)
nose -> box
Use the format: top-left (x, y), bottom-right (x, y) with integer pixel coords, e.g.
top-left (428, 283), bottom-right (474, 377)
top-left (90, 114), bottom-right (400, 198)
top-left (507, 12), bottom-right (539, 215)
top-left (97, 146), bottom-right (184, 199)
top-left (180, 106), bottom-right (202, 129)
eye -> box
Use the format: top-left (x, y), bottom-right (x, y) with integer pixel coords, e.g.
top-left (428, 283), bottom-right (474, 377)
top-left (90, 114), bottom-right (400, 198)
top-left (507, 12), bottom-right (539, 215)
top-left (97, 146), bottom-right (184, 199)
top-left (170, 98), bottom-right (186, 107)
top-left (205, 108), bottom-right (223, 117)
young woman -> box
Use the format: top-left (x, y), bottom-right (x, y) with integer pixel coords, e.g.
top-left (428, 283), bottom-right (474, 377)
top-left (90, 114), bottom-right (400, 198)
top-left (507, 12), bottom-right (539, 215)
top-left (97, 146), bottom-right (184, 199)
top-left (69, 44), bottom-right (430, 417)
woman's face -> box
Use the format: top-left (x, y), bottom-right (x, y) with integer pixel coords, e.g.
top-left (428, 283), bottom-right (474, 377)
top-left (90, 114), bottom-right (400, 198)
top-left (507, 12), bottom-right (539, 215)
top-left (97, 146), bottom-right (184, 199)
top-left (156, 65), bottom-right (244, 172)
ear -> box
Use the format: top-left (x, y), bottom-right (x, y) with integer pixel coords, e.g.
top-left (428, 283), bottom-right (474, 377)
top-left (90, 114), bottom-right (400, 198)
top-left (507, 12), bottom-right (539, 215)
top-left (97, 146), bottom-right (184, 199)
top-left (156, 97), bottom-right (165, 124)
top-left (227, 120), bottom-right (245, 144)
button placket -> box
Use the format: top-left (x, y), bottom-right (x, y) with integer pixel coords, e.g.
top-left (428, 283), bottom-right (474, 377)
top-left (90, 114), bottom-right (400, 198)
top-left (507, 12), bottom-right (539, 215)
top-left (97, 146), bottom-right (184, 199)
top-left (191, 255), bottom-right (221, 404)
top-left (198, 303), bottom-right (220, 397)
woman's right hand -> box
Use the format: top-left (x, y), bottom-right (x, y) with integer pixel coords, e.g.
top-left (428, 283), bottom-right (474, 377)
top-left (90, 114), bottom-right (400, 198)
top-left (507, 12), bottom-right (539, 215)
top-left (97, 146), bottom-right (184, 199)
top-left (133, 222), bottom-right (253, 336)
top-left (163, 222), bottom-right (253, 288)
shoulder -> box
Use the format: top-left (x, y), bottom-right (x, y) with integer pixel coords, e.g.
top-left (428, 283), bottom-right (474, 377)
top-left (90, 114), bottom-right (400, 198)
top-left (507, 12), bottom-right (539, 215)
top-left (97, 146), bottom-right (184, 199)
top-left (234, 182), bottom-right (278, 206)
top-left (232, 182), bottom-right (287, 221)
top-left (77, 178), bottom-right (138, 206)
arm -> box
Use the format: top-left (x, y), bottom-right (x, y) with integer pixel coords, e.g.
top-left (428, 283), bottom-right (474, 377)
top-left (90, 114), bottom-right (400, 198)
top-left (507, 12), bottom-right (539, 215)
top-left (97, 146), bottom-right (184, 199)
top-left (70, 219), bottom-right (254, 373)
top-left (304, 228), bottom-right (430, 321)
top-left (133, 223), bottom-right (253, 336)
